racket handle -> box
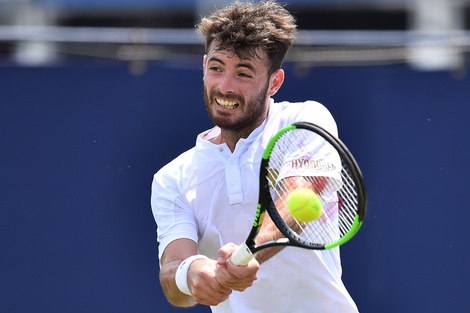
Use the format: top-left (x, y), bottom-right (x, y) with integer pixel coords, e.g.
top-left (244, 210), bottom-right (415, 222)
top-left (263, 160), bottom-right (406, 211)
top-left (228, 242), bottom-right (254, 266)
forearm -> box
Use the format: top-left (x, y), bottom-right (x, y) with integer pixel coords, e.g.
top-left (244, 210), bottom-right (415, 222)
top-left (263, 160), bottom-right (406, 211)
top-left (160, 249), bottom-right (232, 307)
top-left (253, 214), bottom-right (286, 264)
top-left (254, 198), bottom-right (304, 264)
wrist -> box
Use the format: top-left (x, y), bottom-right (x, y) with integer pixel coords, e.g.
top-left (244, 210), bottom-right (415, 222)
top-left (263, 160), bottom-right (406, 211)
top-left (175, 255), bottom-right (209, 296)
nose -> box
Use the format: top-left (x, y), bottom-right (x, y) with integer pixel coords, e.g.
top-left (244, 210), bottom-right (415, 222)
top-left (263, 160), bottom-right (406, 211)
top-left (218, 73), bottom-right (235, 94)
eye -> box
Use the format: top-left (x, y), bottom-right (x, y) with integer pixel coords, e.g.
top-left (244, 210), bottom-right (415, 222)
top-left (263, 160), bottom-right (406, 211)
top-left (207, 62), bottom-right (222, 72)
top-left (238, 72), bottom-right (253, 78)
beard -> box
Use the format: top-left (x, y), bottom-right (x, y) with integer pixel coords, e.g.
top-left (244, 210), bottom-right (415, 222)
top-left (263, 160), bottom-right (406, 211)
top-left (203, 80), bottom-right (270, 133)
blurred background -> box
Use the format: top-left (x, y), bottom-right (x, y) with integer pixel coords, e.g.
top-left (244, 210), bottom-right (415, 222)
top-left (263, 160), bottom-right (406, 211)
top-left (1, 1), bottom-right (469, 312)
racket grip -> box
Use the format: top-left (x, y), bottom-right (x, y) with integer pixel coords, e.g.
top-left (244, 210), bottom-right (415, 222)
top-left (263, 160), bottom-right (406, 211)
top-left (228, 242), bottom-right (254, 266)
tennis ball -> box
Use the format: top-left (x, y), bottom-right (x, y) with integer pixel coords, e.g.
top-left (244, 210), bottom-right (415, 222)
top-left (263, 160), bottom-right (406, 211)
top-left (287, 188), bottom-right (323, 222)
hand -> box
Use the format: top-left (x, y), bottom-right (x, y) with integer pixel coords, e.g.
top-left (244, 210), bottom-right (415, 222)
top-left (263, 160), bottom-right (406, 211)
top-left (215, 243), bottom-right (260, 292)
top-left (187, 258), bottom-right (232, 306)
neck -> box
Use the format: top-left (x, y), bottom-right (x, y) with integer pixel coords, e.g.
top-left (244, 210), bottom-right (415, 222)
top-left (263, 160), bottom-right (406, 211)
top-left (215, 120), bottom-right (264, 152)
top-left (210, 130), bottom-right (238, 152)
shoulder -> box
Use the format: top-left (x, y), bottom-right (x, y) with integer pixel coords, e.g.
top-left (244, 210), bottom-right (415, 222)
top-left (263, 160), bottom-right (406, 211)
top-left (153, 147), bottom-right (195, 191)
top-left (269, 100), bottom-right (338, 136)
top-left (154, 126), bottom-right (217, 181)
top-left (153, 127), bottom-right (227, 191)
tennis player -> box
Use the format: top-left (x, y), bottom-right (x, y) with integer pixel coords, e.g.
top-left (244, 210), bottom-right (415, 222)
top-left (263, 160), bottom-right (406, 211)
top-left (151, 1), bottom-right (359, 312)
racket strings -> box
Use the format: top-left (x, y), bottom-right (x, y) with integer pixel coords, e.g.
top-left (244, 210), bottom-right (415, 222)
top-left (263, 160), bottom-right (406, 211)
top-left (339, 165), bottom-right (359, 228)
top-left (266, 128), bottom-right (359, 246)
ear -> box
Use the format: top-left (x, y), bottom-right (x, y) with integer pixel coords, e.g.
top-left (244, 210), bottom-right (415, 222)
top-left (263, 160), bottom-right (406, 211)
top-left (267, 69), bottom-right (285, 97)
top-left (203, 55), bottom-right (207, 70)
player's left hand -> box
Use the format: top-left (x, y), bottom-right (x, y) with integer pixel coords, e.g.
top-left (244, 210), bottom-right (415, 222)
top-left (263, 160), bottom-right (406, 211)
top-left (216, 243), bottom-right (260, 292)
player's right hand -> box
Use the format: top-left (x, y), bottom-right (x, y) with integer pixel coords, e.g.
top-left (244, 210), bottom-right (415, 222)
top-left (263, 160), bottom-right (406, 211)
top-left (187, 258), bottom-right (232, 306)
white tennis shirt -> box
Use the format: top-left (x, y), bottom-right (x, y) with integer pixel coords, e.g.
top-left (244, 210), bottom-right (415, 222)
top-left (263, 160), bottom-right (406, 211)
top-left (151, 100), bottom-right (359, 313)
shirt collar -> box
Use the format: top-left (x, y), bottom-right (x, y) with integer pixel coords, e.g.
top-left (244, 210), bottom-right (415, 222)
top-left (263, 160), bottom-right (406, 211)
top-left (197, 98), bottom-right (273, 147)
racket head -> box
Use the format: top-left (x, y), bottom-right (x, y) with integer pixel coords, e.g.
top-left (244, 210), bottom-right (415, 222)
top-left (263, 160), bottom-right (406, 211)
top-left (260, 122), bottom-right (367, 250)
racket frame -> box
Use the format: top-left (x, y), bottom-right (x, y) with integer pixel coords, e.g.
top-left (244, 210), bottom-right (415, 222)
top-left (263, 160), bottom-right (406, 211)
top-left (230, 122), bottom-right (367, 265)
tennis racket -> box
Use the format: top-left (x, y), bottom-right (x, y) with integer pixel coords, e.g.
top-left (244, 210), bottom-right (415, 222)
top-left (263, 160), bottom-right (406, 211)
top-left (229, 121), bottom-right (367, 266)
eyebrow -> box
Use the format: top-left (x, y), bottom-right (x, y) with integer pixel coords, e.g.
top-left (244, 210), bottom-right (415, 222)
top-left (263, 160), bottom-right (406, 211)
top-left (207, 56), bottom-right (256, 73)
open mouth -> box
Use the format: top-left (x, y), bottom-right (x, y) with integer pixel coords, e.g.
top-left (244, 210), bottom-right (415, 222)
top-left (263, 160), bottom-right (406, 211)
top-left (216, 97), bottom-right (239, 110)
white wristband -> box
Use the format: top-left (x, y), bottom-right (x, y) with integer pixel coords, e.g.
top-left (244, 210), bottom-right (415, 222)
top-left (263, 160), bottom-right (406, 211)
top-left (175, 255), bottom-right (209, 296)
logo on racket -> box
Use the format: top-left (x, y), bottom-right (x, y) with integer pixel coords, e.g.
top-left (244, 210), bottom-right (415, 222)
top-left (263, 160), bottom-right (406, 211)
top-left (253, 205), bottom-right (266, 227)
top-left (291, 158), bottom-right (337, 172)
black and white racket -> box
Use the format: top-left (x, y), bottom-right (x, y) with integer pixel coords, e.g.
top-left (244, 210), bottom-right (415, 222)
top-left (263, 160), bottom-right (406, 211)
top-left (229, 122), bottom-right (367, 266)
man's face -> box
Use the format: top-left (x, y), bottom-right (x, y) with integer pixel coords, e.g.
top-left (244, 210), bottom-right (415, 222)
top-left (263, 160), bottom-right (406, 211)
top-left (203, 45), bottom-right (275, 134)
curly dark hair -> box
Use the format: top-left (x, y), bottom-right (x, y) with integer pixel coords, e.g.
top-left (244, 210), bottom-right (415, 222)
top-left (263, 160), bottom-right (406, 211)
top-left (197, 1), bottom-right (297, 75)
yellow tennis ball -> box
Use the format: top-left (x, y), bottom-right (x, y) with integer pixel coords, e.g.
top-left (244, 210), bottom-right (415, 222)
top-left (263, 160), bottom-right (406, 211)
top-left (287, 188), bottom-right (323, 222)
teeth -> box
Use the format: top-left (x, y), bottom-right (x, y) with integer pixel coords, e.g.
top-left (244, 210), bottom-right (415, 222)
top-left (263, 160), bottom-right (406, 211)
top-left (216, 98), bottom-right (238, 109)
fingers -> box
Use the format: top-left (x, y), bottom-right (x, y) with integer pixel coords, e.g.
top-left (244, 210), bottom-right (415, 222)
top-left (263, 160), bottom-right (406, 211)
top-left (186, 243), bottom-right (261, 306)
top-left (187, 258), bottom-right (232, 306)
top-left (191, 275), bottom-right (232, 306)
top-left (217, 242), bottom-right (238, 265)
top-left (217, 260), bottom-right (259, 291)
top-left (216, 243), bottom-right (260, 292)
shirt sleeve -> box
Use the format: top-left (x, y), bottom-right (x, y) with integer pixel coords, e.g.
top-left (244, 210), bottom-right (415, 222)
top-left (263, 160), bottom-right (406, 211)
top-left (276, 100), bottom-right (338, 137)
top-left (271, 100), bottom-right (341, 181)
top-left (151, 165), bottom-right (199, 262)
